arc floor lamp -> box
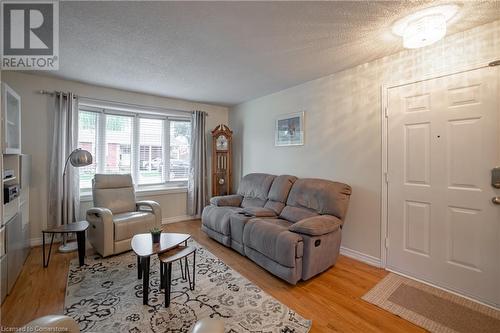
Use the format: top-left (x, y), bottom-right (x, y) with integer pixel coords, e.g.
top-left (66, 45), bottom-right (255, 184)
top-left (59, 148), bottom-right (93, 253)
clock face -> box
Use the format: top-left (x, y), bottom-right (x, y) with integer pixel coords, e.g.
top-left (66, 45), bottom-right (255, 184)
top-left (216, 135), bottom-right (228, 151)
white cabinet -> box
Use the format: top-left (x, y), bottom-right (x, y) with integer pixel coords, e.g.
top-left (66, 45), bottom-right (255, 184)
top-left (1, 154), bottom-right (30, 303)
top-left (1, 83), bottom-right (21, 155)
top-left (6, 213), bottom-right (22, 293)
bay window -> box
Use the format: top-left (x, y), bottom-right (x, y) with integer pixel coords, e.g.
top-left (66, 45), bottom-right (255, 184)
top-left (77, 105), bottom-right (191, 193)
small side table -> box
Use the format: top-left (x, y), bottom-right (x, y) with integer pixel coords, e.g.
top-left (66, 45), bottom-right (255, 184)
top-left (159, 245), bottom-right (196, 307)
top-left (131, 233), bottom-right (191, 305)
top-left (42, 221), bottom-right (89, 267)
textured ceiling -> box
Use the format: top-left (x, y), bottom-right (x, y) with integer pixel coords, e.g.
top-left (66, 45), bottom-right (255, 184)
top-left (34, 1), bottom-right (500, 106)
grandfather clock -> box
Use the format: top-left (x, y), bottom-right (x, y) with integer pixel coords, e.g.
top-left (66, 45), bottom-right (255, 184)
top-left (211, 124), bottom-right (233, 196)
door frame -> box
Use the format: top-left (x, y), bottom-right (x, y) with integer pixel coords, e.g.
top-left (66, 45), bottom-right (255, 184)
top-left (380, 59), bottom-right (499, 269)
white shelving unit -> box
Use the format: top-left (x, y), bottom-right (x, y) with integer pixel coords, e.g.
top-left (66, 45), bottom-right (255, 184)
top-left (0, 83), bottom-right (29, 304)
top-left (2, 83), bottom-right (21, 155)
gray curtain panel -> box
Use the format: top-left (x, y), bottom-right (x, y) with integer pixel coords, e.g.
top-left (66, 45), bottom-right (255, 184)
top-left (47, 92), bottom-right (80, 228)
top-left (187, 110), bottom-right (208, 217)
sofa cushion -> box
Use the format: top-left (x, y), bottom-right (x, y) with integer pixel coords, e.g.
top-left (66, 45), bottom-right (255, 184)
top-left (113, 211), bottom-right (156, 241)
top-left (285, 178), bottom-right (352, 221)
top-left (241, 197), bottom-right (267, 208)
top-left (263, 201), bottom-right (285, 215)
top-left (268, 175), bottom-right (297, 202)
top-left (93, 174), bottom-right (133, 189)
top-left (280, 206), bottom-right (318, 223)
top-left (94, 187), bottom-right (136, 214)
top-left (201, 205), bottom-right (243, 236)
top-left (264, 175), bottom-right (297, 214)
top-left (93, 174), bottom-right (136, 214)
top-left (229, 213), bottom-right (251, 246)
top-left (243, 218), bottom-right (303, 268)
top-left (237, 173), bottom-right (275, 208)
top-left (242, 207), bottom-right (277, 217)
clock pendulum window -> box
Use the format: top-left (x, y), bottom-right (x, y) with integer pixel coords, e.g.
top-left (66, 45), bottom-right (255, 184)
top-left (211, 124), bottom-right (233, 196)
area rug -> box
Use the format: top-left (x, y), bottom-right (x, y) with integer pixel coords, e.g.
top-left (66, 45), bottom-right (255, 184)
top-left (362, 273), bottom-right (500, 333)
top-left (64, 239), bottom-right (312, 333)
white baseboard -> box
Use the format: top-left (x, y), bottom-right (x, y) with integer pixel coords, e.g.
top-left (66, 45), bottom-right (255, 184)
top-left (162, 215), bottom-right (196, 225)
top-left (340, 246), bottom-right (382, 268)
top-left (30, 234), bottom-right (66, 247)
top-left (30, 237), bottom-right (43, 247)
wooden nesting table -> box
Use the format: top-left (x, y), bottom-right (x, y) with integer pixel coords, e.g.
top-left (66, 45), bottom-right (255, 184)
top-left (159, 245), bottom-right (196, 307)
top-left (131, 232), bottom-right (190, 305)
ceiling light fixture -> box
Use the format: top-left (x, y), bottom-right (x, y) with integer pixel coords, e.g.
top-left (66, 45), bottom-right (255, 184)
top-left (392, 4), bottom-right (459, 49)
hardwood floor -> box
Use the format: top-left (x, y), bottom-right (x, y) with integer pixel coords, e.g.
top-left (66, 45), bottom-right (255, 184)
top-left (1, 219), bottom-right (424, 332)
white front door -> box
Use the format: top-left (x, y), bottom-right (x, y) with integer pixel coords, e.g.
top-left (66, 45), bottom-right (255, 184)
top-left (387, 66), bottom-right (500, 307)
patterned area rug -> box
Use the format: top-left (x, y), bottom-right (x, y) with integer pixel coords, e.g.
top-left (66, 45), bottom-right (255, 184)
top-left (64, 240), bottom-right (312, 333)
top-left (362, 273), bottom-right (500, 333)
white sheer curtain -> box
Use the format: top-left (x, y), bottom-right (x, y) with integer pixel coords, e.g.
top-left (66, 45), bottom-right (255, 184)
top-left (187, 111), bottom-right (208, 217)
top-left (47, 92), bottom-right (80, 228)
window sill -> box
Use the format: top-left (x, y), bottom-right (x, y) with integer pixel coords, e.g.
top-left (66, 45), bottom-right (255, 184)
top-left (80, 186), bottom-right (188, 203)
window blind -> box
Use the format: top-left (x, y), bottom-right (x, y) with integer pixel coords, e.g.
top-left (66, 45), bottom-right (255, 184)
top-left (103, 114), bottom-right (133, 174)
top-left (77, 105), bottom-right (191, 191)
top-left (169, 120), bottom-right (191, 181)
top-left (138, 118), bottom-right (164, 184)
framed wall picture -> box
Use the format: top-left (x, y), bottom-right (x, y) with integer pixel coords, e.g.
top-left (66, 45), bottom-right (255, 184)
top-left (275, 111), bottom-right (304, 146)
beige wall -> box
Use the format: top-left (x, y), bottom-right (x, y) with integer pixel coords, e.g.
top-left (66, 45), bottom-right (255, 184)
top-left (2, 72), bottom-right (229, 242)
top-left (229, 20), bottom-right (500, 260)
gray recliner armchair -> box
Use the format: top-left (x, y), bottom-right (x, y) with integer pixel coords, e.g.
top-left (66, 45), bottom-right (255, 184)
top-left (201, 173), bottom-right (352, 284)
top-left (87, 174), bottom-right (161, 257)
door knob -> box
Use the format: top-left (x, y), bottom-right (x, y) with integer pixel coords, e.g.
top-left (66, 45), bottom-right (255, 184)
top-left (493, 197), bottom-right (500, 205)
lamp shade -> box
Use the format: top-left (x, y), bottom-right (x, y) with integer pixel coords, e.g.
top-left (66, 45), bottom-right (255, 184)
top-left (69, 148), bottom-right (93, 167)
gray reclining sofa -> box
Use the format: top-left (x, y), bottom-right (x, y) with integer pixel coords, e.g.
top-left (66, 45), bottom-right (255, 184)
top-left (201, 173), bottom-right (352, 284)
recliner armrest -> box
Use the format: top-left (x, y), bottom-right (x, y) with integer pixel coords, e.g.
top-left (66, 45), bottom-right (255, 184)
top-left (209, 194), bottom-right (243, 207)
top-left (86, 207), bottom-right (114, 257)
top-left (136, 200), bottom-right (160, 211)
top-left (136, 200), bottom-right (162, 226)
top-left (289, 215), bottom-right (342, 236)
top-left (87, 207), bottom-right (113, 219)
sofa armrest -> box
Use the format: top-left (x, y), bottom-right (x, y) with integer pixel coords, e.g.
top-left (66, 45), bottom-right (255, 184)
top-left (86, 207), bottom-right (114, 257)
top-left (289, 215), bottom-right (342, 236)
top-left (209, 194), bottom-right (243, 207)
top-left (242, 207), bottom-right (277, 218)
top-left (136, 200), bottom-right (162, 226)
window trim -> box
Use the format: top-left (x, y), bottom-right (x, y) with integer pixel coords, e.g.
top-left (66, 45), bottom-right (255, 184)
top-left (80, 185), bottom-right (188, 203)
top-left (77, 104), bottom-right (191, 194)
